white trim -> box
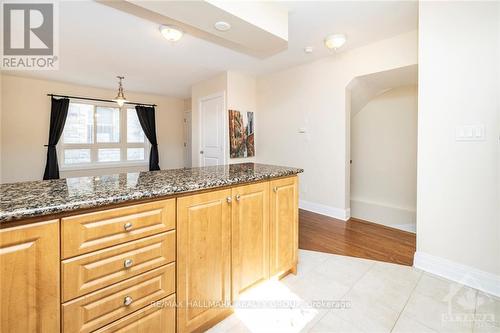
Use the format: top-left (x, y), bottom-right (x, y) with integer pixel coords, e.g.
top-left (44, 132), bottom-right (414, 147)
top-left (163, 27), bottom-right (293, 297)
top-left (350, 199), bottom-right (416, 229)
top-left (198, 91), bottom-right (227, 167)
top-left (299, 200), bottom-right (350, 221)
top-left (414, 251), bottom-right (500, 297)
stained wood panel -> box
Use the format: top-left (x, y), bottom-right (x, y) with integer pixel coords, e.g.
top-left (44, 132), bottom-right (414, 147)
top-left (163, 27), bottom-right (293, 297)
top-left (231, 182), bottom-right (269, 300)
top-left (177, 189), bottom-right (232, 333)
top-left (63, 264), bottom-right (175, 333)
top-left (0, 220), bottom-right (60, 333)
top-left (62, 231), bottom-right (175, 301)
top-left (270, 176), bottom-right (298, 277)
top-left (93, 294), bottom-right (176, 333)
top-left (62, 199), bottom-right (175, 258)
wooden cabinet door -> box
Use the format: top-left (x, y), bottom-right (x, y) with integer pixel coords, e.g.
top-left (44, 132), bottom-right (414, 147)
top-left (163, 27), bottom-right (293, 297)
top-left (177, 189), bottom-right (232, 333)
top-left (232, 182), bottom-right (269, 300)
top-left (0, 220), bottom-right (60, 333)
top-left (270, 176), bottom-right (299, 277)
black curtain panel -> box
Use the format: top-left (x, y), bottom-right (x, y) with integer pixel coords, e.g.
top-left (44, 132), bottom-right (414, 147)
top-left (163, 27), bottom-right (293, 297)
top-left (135, 105), bottom-right (160, 171)
top-left (43, 97), bottom-right (70, 180)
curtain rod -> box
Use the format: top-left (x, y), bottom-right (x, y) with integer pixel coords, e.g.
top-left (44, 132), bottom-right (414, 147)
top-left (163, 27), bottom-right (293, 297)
top-left (47, 94), bottom-right (157, 107)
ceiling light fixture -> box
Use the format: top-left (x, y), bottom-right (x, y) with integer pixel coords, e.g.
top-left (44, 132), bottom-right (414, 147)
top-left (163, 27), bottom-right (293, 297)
top-left (324, 34), bottom-right (347, 50)
top-left (113, 76), bottom-right (127, 107)
top-left (214, 21), bottom-right (231, 32)
top-left (159, 24), bottom-right (183, 42)
top-left (304, 46), bottom-right (313, 54)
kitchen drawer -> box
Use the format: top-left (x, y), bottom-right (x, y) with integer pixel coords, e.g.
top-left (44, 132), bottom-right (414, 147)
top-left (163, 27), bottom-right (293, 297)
top-left (62, 231), bottom-right (175, 302)
top-left (62, 264), bottom-right (175, 333)
top-left (93, 294), bottom-right (175, 333)
top-left (62, 199), bottom-right (175, 258)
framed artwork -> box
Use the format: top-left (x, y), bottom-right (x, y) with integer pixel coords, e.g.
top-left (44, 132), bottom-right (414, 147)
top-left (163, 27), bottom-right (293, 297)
top-left (229, 110), bottom-right (255, 158)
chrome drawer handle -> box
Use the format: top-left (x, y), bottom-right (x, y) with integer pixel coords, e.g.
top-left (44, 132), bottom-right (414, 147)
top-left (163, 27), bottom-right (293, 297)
top-left (123, 259), bottom-right (134, 268)
top-left (123, 222), bottom-right (133, 231)
top-left (124, 296), bottom-right (133, 306)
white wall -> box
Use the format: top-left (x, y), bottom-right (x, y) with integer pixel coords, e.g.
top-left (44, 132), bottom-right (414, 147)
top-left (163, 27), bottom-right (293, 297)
top-left (256, 30), bottom-right (418, 220)
top-left (190, 71), bottom-right (257, 166)
top-left (191, 73), bottom-right (227, 167)
top-left (351, 86), bottom-right (417, 232)
top-left (1, 75), bottom-right (185, 183)
top-left (416, 1), bottom-right (500, 292)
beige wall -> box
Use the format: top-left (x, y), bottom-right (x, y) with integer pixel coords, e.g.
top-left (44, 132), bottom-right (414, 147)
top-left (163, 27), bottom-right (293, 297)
top-left (256, 30), bottom-right (418, 219)
top-left (227, 71), bottom-right (257, 164)
top-left (191, 73), bottom-right (227, 167)
top-left (1, 74), bottom-right (185, 183)
top-left (190, 71), bottom-right (257, 166)
top-left (416, 1), bottom-right (500, 279)
top-left (350, 86), bottom-right (417, 231)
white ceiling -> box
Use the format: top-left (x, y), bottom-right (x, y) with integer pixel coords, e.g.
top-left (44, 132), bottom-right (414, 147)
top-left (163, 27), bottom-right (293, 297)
top-left (6, 1), bottom-right (418, 98)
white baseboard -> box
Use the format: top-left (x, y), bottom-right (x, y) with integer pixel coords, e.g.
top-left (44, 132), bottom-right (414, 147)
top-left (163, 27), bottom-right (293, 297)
top-left (414, 251), bottom-right (500, 297)
top-left (350, 199), bottom-right (416, 232)
top-left (299, 200), bottom-right (350, 221)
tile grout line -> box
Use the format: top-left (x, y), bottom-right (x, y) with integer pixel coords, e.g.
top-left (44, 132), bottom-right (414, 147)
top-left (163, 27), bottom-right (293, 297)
top-left (389, 269), bottom-right (425, 333)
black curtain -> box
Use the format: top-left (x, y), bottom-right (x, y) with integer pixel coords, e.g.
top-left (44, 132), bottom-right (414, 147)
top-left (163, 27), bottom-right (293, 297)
top-left (136, 105), bottom-right (160, 171)
top-left (43, 97), bottom-right (70, 180)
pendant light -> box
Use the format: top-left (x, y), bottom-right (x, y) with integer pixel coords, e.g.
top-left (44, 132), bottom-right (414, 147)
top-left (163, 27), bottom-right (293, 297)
top-left (113, 76), bottom-right (127, 107)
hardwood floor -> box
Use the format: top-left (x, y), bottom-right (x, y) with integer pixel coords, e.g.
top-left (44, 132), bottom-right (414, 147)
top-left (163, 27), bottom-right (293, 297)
top-left (299, 209), bottom-right (416, 266)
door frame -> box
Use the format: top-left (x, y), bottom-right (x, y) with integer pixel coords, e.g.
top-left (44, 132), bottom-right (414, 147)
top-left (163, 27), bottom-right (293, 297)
top-left (198, 91), bottom-right (227, 167)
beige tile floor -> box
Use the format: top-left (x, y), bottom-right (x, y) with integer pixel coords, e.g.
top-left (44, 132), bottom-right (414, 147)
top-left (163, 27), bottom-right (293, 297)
top-left (207, 250), bottom-right (499, 333)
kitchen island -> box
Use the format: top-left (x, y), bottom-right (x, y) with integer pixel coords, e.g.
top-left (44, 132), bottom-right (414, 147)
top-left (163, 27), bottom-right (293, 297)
top-left (0, 163), bottom-right (302, 333)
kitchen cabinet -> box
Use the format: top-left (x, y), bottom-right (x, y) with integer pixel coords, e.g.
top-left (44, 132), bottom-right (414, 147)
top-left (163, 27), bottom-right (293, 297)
top-left (176, 189), bottom-right (232, 333)
top-left (0, 220), bottom-right (60, 333)
top-left (270, 177), bottom-right (299, 277)
top-left (231, 182), bottom-right (270, 300)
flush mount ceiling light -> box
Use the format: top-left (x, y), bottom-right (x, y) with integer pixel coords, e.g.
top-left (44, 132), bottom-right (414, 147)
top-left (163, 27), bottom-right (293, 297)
top-left (113, 76), bottom-right (127, 107)
top-left (324, 34), bottom-right (347, 50)
top-left (304, 46), bottom-right (313, 54)
top-left (159, 24), bottom-right (183, 42)
top-left (214, 21), bottom-right (231, 32)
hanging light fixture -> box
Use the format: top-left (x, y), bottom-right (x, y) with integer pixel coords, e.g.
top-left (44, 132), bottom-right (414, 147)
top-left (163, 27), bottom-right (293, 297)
top-left (113, 76), bottom-right (127, 107)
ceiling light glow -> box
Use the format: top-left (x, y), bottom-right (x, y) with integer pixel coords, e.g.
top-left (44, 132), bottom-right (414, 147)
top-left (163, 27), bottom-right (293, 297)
top-left (160, 25), bottom-right (183, 42)
top-left (324, 34), bottom-right (347, 50)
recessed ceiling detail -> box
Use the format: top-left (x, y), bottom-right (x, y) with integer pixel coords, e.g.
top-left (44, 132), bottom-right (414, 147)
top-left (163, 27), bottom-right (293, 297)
top-left (98, 0), bottom-right (289, 58)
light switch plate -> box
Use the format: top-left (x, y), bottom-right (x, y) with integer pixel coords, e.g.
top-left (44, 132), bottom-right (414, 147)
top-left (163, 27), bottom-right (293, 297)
top-left (455, 124), bottom-right (485, 141)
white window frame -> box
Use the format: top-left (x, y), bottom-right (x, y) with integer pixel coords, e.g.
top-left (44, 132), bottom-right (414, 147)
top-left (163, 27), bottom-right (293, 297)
top-left (58, 101), bottom-right (150, 171)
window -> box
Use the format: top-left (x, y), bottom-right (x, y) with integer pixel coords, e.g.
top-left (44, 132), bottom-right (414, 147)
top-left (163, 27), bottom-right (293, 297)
top-left (60, 103), bottom-right (149, 169)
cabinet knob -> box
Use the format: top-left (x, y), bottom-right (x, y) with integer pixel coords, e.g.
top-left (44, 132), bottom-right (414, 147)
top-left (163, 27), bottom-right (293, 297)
top-left (235, 194), bottom-right (240, 201)
top-left (123, 259), bottom-right (134, 268)
top-left (123, 296), bottom-right (133, 306)
top-left (226, 196), bottom-right (232, 203)
top-left (123, 222), bottom-right (133, 231)
top-left (273, 187), bottom-right (278, 192)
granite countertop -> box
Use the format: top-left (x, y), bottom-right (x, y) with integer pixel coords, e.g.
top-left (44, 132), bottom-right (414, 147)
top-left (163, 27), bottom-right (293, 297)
top-left (0, 163), bottom-right (303, 223)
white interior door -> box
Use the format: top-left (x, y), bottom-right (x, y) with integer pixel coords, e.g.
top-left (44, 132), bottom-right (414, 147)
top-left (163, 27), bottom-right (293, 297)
top-left (199, 93), bottom-right (225, 167)
top-left (183, 111), bottom-right (192, 168)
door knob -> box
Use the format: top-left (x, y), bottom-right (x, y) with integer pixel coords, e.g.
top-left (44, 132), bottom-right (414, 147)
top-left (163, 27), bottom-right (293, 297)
top-left (200, 150), bottom-right (204, 154)
top-left (235, 194), bottom-right (240, 201)
top-left (226, 196), bottom-right (232, 203)
top-left (123, 222), bottom-right (133, 231)
top-left (273, 187), bottom-right (278, 192)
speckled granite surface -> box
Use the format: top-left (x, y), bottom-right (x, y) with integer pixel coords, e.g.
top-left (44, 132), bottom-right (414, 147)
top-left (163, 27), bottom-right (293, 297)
top-left (0, 163), bottom-right (302, 223)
